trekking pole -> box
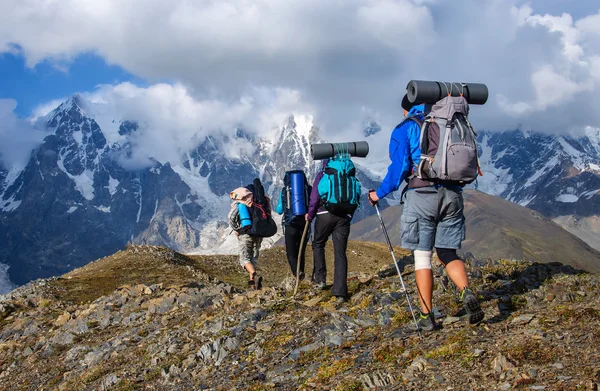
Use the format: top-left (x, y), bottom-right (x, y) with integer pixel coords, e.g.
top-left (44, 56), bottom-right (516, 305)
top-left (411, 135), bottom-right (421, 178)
top-left (293, 220), bottom-right (310, 296)
top-left (369, 192), bottom-right (423, 339)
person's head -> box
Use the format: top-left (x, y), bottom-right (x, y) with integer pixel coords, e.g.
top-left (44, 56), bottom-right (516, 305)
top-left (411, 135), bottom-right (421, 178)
top-left (401, 94), bottom-right (427, 117)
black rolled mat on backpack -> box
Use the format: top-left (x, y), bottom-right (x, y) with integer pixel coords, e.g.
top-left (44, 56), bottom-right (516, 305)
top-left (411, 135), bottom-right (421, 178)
top-left (311, 141), bottom-right (369, 160)
top-left (406, 80), bottom-right (489, 105)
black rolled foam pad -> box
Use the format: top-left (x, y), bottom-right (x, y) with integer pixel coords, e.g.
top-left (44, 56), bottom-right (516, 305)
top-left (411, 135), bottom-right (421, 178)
top-left (406, 80), bottom-right (488, 105)
top-left (310, 141), bottom-right (369, 160)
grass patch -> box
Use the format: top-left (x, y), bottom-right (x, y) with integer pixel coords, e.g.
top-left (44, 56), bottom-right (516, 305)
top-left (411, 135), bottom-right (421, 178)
top-left (115, 379), bottom-right (139, 391)
top-left (555, 306), bottom-right (600, 322)
top-left (515, 377), bottom-right (536, 387)
top-left (83, 366), bottom-right (111, 384)
top-left (425, 331), bottom-right (470, 361)
top-left (297, 347), bottom-right (329, 366)
top-left (49, 246), bottom-right (201, 304)
top-left (372, 343), bottom-right (405, 363)
top-left (144, 368), bottom-right (161, 382)
top-left (391, 309), bottom-right (413, 326)
top-left (260, 333), bottom-right (294, 354)
top-left (510, 295), bottom-right (527, 310)
top-left (314, 357), bottom-right (355, 382)
top-left (504, 339), bottom-right (558, 365)
top-left (335, 380), bottom-right (364, 391)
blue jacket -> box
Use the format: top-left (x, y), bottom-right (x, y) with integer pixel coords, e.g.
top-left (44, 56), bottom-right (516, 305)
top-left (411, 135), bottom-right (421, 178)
top-left (376, 104), bottom-right (425, 199)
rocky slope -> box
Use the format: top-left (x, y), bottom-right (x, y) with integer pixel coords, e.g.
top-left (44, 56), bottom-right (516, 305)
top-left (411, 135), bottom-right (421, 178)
top-left (351, 190), bottom-right (600, 273)
top-left (1, 244), bottom-right (599, 390)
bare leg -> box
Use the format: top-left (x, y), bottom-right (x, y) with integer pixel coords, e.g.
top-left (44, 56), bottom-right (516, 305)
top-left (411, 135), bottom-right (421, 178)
top-left (444, 259), bottom-right (468, 291)
top-left (415, 269), bottom-right (434, 314)
top-left (245, 262), bottom-right (256, 280)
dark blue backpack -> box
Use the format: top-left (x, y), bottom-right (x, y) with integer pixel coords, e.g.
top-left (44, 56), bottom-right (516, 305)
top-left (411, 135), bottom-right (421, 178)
top-left (317, 154), bottom-right (361, 216)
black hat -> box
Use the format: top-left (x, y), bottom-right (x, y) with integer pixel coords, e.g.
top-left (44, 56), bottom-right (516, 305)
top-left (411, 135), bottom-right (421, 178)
top-left (401, 94), bottom-right (413, 111)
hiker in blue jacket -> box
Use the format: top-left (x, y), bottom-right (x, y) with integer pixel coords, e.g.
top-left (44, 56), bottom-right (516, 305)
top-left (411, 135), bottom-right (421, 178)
top-left (368, 101), bottom-right (483, 332)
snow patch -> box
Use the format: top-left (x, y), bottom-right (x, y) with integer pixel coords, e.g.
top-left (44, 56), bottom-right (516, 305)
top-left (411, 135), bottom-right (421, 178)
top-left (475, 136), bottom-right (513, 196)
top-left (57, 159), bottom-right (95, 201)
top-left (1, 165), bottom-right (25, 197)
top-left (67, 206), bottom-right (78, 214)
top-left (584, 126), bottom-right (600, 155)
top-left (556, 194), bottom-right (579, 203)
top-left (557, 137), bottom-right (585, 170)
top-left (95, 205), bottom-right (111, 213)
top-left (582, 189), bottom-right (600, 199)
top-left (149, 199), bottom-right (159, 224)
top-left (524, 155), bottom-right (559, 189)
top-left (0, 263), bottom-right (15, 295)
top-left (78, 99), bottom-right (126, 147)
top-left (187, 215), bottom-right (284, 255)
top-left (72, 130), bottom-right (83, 145)
top-left (150, 167), bottom-right (161, 175)
top-left (134, 179), bottom-right (143, 223)
top-left (107, 176), bottom-right (119, 196)
top-left (1, 199), bottom-right (21, 212)
top-left (172, 165), bottom-right (230, 220)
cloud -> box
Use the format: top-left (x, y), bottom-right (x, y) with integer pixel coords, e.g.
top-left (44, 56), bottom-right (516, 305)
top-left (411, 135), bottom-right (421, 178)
top-left (0, 99), bottom-right (49, 169)
top-left (1, 0), bottom-right (600, 140)
top-left (72, 83), bottom-right (315, 168)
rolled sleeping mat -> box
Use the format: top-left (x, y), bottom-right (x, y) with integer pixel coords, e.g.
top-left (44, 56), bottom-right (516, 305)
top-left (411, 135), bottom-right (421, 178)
top-left (289, 172), bottom-right (307, 216)
top-left (311, 141), bottom-right (369, 160)
top-left (237, 203), bottom-right (252, 229)
top-left (406, 80), bottom-right (488, 105)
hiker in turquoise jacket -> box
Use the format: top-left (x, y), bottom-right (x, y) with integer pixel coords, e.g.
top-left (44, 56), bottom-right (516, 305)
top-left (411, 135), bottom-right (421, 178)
top-left (368, 102), bottom-right (484, 332)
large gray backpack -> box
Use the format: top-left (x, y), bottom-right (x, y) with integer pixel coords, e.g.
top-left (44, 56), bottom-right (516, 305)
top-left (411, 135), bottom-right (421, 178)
top-left (416, 96), bottom-right (481, 184)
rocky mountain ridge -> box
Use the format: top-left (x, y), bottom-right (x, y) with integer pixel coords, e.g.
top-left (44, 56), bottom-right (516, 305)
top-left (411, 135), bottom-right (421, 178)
top-left (0, 244), bottom-right (599, 390)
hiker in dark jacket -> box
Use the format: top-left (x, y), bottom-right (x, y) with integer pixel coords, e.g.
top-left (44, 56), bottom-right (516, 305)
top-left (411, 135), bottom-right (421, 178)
top-left (306, 159), bottom-right (352, 302)
top-left (368, 103), bottom-right (483, 331)
top-left (275, 180), bottom-right (312, 280)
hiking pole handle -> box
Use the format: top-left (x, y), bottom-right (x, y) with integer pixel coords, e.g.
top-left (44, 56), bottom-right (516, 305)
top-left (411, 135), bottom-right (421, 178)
top-left (368, 189), bottom-right (379, 206)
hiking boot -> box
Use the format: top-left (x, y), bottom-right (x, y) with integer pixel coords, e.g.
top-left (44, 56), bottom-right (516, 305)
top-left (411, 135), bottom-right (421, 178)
top-left (413, 311), bottom-right (436, 332)
top-left (252, 272), bottom-right (263, 290)
top-left (460, 288), bottom-right (484, 324)
top-left (335, 296), bottom-right (347, 303)
top-left (314, 282), bottom-right (326, 291)
top-left (298, 272), bottom-right (305, 281)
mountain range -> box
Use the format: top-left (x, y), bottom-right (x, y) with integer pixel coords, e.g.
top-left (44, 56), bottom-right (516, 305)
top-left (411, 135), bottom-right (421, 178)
top-left (0, 96), bottom-right (386, 288)
top-left (1, 95), bottom-right (600, 288)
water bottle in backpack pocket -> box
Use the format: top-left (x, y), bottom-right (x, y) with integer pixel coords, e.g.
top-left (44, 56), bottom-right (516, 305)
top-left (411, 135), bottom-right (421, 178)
top-left (317, 154), bottom-right (361, 216)
top-left (237, 203), bottom-right (252, 229)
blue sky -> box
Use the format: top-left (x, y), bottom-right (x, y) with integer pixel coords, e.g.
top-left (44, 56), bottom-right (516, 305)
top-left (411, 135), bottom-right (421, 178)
top-left (0, 51), bottom-right (143, 117)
